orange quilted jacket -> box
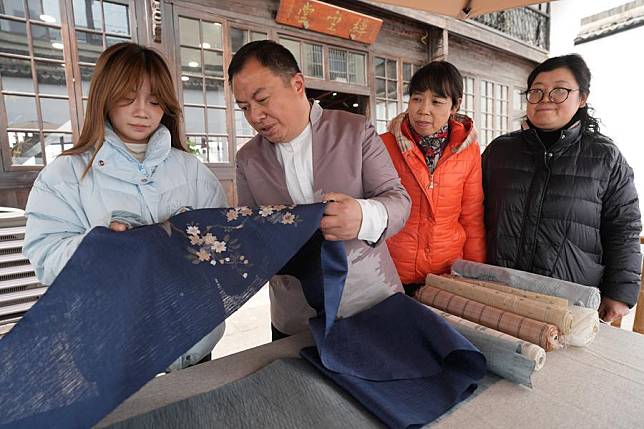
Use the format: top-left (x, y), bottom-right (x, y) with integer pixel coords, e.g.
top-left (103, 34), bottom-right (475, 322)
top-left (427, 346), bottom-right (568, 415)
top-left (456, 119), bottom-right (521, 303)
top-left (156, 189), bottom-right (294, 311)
top-left (381, 113), bottom-right (486, 284)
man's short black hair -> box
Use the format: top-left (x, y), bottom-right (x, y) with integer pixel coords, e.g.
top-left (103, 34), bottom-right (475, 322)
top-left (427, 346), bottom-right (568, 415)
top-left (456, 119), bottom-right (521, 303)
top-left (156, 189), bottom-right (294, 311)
top-left (228, 40), bottom-right (301, 84)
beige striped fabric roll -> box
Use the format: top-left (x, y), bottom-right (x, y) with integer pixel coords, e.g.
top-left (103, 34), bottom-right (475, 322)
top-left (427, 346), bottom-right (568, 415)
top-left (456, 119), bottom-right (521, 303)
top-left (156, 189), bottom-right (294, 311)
top-left (426, 274), bottom-right (573, 335)
top-left (445, 275), bottom-right (569, 308)
top-left (426, 304), bottom-right (546, 371)
top-left (417, 285), bottom-right (562, 351)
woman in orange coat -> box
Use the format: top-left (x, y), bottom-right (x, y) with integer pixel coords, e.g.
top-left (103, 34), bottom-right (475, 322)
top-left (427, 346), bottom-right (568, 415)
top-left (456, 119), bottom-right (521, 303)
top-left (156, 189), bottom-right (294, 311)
top-left (381, 61), bottom-right (486, 295)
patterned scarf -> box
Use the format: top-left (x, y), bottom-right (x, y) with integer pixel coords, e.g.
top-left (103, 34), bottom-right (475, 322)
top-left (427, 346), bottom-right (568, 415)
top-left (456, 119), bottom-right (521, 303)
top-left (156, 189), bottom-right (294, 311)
top-left (408, 117), bottom-right (450, 173)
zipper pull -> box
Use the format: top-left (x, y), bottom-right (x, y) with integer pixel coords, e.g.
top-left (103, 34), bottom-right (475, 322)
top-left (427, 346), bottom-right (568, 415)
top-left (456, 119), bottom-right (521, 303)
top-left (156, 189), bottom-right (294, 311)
top-left (429, 174), bottom-right (434, 189)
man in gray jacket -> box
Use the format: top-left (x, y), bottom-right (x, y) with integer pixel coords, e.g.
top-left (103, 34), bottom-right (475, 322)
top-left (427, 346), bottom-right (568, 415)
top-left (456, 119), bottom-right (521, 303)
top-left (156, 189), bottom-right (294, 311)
top-left (229, 40), bottom-right (411, 339)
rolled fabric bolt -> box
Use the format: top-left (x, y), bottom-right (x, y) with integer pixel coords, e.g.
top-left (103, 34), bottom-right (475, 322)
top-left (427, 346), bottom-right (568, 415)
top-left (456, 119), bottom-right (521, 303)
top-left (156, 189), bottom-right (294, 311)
top-left (426, 304), bottom-right (546, 371)
top-left (445, 274), bottom-right (569, 308)
top-left (565, 305), bottom-right (599, 347)
top-left (417, 285), bottom-right (562, 351)
top-left (426, 274), bottom-right (574, 335)
top-left (450, 259), bottom-right (601, 310)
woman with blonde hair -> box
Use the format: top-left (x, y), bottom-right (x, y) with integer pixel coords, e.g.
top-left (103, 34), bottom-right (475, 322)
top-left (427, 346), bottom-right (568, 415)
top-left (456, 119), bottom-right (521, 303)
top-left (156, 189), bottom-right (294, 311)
top-left (23, 42), bottom-right (227, 369)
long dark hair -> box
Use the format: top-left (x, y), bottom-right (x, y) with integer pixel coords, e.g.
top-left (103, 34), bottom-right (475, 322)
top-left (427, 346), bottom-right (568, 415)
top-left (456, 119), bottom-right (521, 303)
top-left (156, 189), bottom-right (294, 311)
top-left (527, 54), bottom-right (600, 135)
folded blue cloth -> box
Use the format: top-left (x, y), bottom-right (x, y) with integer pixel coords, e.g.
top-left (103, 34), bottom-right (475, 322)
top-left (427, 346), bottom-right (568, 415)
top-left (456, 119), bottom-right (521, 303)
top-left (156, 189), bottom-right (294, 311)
top-left (0, 203), bottom-right (485, 429)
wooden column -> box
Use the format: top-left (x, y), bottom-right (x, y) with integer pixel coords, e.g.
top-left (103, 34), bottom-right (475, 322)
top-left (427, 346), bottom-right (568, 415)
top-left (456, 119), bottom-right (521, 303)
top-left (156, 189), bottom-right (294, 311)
top-left (633, 237), bottom-right (644, 334)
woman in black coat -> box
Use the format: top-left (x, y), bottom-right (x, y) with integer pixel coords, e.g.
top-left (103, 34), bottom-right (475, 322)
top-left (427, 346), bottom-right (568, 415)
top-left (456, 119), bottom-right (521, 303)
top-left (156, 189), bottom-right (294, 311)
top-left (483, 54), bottom-right (641, 323)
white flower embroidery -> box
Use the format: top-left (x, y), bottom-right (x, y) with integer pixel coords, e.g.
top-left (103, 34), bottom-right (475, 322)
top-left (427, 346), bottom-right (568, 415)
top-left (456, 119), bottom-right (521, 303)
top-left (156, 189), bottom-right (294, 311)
top-left (211, 241), bottom-right (227, 253)
top-left (196, 248), bottom-right (211, 262)
top-left (242, 273), bottom-right (248, 279)
top-left (210, 260), bottom-right (217, 266)
top-left (203, 233), bottom-right (217, 246)
top-left (281, 212), bottom-right (296, 225)
top-left (226, 210), bottom-right (239, 221)
top-left (239, 207), bottom-right (253, 216)
top-left (258, 206), bottom-right (274, 217)
top-left (190, 235), bottom-right (204, 246)
top-left (187, 225), bottom-right (200, 236)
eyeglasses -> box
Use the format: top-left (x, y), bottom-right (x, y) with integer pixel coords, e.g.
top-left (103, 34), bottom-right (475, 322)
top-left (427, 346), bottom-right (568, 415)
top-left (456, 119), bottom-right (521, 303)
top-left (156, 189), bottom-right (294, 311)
top-left (525, 87), bottom-right (579, 104)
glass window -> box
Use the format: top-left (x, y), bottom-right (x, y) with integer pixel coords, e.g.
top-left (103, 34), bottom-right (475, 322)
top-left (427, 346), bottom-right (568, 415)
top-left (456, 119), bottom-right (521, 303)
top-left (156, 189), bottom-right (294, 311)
top-left (375, 56), bottom-right (399, 133)
top-left (460, 76), bottom-right (475, 119)
top-left (178, 16), bottom-right (228, 164)
top-left (512, 87), bottom-right (527, 131)
top-left (1, 0), bottom-right (26, 18)
top-left (73, 0), bottom-right (103, 30)
top-left (401, 62), bottom-right (420, 110)
top-left (329, 47), bottom-right (347, 83)
top-left (479, 79), bottom-right (509, 148)
top-left (27, 0), bottom-right (61, 25)
top-left (302, 43), bottom-right (322, 79)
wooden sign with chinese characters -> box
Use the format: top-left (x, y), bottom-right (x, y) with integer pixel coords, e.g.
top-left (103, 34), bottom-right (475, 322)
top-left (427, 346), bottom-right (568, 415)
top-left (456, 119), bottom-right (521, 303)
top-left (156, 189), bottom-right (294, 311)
top-left (276, 0), bottom-right (383, 44)
top-left (151, 0), bottom-right (162, 42)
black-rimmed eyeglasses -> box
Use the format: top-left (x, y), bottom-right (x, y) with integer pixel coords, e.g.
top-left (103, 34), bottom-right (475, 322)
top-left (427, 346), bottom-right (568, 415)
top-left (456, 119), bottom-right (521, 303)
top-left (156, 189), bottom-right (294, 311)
top-left (525, 88), bottom-right (579, 104)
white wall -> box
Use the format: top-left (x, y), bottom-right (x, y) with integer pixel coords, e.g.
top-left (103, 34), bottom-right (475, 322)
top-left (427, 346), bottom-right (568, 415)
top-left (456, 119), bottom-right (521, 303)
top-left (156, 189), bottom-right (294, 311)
top-left (550, 0), bottom-right (644, 215)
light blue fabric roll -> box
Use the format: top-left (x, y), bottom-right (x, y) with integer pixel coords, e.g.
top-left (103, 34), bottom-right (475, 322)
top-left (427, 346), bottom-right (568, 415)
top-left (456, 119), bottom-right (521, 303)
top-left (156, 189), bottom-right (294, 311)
top-left (451, 260), bottom-right (601, 310)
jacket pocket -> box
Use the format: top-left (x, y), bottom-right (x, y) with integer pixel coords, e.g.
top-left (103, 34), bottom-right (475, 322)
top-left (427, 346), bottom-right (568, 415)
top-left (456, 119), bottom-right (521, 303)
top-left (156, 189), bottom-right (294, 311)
top-left (556, 239), bottom-right (605, 287)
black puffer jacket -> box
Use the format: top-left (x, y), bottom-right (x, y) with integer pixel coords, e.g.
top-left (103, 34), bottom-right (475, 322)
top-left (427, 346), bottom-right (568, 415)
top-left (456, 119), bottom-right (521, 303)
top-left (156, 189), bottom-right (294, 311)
top-left (483, 124), bottom-right (642, 306)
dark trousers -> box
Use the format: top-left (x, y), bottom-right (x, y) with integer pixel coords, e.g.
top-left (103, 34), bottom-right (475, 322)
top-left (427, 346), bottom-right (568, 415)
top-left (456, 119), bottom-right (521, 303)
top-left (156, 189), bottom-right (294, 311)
top-left (403, 283), bottom-right (423, 297)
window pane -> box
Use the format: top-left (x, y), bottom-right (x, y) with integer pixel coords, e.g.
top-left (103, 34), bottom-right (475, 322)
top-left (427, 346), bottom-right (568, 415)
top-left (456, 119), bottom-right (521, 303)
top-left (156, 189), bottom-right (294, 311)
top-left (235, 110), bottom-right (252, 136)
top-left (302, 43), bottom-right (322, 78)
top-left (180, 47), bottom-right (201, 75)
top-left (376, 100), bottom-right (386, 120)
top-left (0, 57), bottom-right (34, 92)
top-left (250, 31), bottom-right (266, 41)
top-left (347, 52), bottom-right (365, 85)
top-left (32, 24), bottom-right (64, 60)
top-left (376, 120), bottom-right (387, 134)
top-left (79, 65), bottom-right (93, 96)
top-left (179, 17), bottom-right (200, 47)
top-left (76, 30), bottom-right (103, 63)
top-left (329, 48), bottom-right (347, 83)
top-left (403, 63), bottom-right (412, 81)
top-left (387, 79), bottom-right (397, 100)
top-left (387, 101), bottom-right (397, 119)
top-left (182, 76), bottom-right (203, 105)
top-left (35, 61), bottom-right (67, 95)
top-left (375, 57), bottom-right (385, 78)
top-left (207, 108), bottom-right (226, 134)
top-left (106, 35), bottom-right (128, 47)
top-left (1, 0), bottom-right (25, 18)
top-left (41, 97), bottom-right (71, 131)
top-left (236, 137), bottom-right (249, 152)
top-left (0, 19), bottom-right (29, 56)
top-left (103, 1), bottom-right (129, 34)
top-left (203, 50), bottom-right (223, 78)
top-left (27, 0), bottom-right (61, 24)
top-left (5, 94), bottom-right (37, 127)
top-left (207, 135), bottom-right (227, 163)
top-left (376, 78), bottom-right (386, 98)
top-left (205, 78), bottom-right (224, 106)
top-left (73, 0), bottom-right (102, 30)
top-left (280, 38), bottom-right (300, 66)
top-left (44, 132), bottom-right (73, 160)
top-left (184, 106), bottom-right (205, 133)
top-left (185, 135), bottom-right (206, 162)
top-left (230, 28), bottom-right (246, 54)
top-left (386, 59), bottom-right (396, 79)
top-left (8, 130), bottom-right (43, 165)
top-left (202, 22), bottom-right (222, 50)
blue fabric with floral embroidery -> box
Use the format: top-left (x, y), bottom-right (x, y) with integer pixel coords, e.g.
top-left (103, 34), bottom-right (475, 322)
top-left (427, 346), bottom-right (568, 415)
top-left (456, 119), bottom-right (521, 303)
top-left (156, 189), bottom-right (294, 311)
top-left (0, 202), bottom-right (485, 429)
top-left (0, 203), bottom-right (335, 429)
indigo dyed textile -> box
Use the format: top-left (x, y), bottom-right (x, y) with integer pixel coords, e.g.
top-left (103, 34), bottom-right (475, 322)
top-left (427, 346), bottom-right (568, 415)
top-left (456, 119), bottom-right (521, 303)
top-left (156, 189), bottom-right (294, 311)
top-left (0, 204), bottom-right (331, 429)
top-left (0, 203), bottom-right (485, 429)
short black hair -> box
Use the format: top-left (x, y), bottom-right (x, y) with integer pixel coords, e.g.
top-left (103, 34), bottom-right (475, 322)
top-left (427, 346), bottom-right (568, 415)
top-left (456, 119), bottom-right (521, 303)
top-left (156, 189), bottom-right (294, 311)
top-left (228, 40), bottom-right (301, 84)
top-left (408, 61), bottom-right (463, 108)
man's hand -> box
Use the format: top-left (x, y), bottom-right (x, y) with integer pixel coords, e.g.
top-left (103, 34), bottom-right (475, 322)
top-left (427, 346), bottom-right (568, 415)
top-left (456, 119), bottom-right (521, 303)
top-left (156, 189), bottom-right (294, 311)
top-left (598, 296), bottom-right (630, 323)
top-left (320, 192), bottom-right (362, 241)
top-left (109, 222), bottom-right (128, 232)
